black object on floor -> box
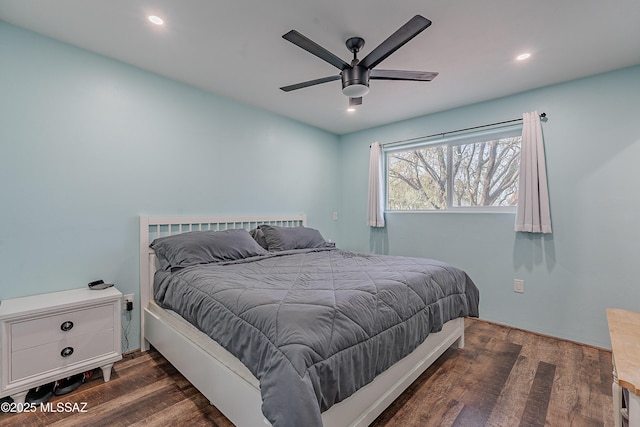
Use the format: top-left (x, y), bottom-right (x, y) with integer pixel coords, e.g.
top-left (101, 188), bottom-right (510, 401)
top-left (26, 382), bottom-right (55, 404)
top-left (53, 374), bottom-right (84, 396)
top-left (52, 370), bottom-right (95, 396)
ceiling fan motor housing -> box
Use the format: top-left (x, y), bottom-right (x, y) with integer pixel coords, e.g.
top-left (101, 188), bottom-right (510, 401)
top-left (342, 66), bottom-right (370, 97)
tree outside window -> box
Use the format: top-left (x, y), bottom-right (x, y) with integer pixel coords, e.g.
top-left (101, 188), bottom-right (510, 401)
top-left (386, 134), bottom-right (521, 211)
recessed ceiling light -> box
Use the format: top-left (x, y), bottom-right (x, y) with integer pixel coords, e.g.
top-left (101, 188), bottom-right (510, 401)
top-left (347, 107), bottom-right (356, 113)
top-left (516, 53), bottom-right (531, 61)
top-left (148, 15), bottom-right (164, 25)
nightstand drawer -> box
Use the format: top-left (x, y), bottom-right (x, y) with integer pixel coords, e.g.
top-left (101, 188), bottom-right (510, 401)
top-left (10, 304), bottom-right (114, 351)
top-left (11, 328), bottom-right (116, 382)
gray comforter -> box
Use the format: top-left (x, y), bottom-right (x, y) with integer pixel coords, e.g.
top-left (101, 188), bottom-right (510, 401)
top-left (154, 248), bottom-right (479, 427)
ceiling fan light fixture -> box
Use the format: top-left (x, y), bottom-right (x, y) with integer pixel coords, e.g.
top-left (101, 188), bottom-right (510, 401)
top-left (342, 84), bottom-right (370, 98)
top-left (341, 65), bottom-right (370, 97)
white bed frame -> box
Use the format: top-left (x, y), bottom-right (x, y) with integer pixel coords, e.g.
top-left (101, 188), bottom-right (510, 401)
top-left (139, 215), bottom-right (465, 427)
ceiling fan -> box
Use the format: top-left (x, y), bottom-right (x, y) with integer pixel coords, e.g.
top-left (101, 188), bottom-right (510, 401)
top-left (280, 15), bottom-right (438, 106)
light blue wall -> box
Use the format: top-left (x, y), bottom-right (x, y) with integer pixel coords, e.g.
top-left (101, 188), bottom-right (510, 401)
top-left (0, 22), bottom-right (340, 350)
top-left (3, 19), bottom-right (639, 351)
top-left (338, 65), bottom-right (640, 348)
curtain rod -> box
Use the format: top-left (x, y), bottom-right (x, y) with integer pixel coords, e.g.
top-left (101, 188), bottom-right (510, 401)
top-left (379, 112), bottom-right (547, 148)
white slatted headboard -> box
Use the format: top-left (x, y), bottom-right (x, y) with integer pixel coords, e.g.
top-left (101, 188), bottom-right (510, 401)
top-left (138, 214), bottom-right (306, 351)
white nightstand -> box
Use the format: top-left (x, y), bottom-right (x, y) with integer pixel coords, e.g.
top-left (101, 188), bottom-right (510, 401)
top-left (0, 287), bottom-right (122, 404)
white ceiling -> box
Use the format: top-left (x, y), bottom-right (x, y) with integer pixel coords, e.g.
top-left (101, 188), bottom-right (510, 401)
top-left (1, 0), bottom-right (640, 134)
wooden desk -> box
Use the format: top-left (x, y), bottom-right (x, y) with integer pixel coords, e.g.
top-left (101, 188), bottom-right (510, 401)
top-left (607, 308), bottom-right (640, 427)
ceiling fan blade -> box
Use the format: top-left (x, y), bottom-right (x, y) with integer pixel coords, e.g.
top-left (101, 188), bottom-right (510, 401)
top-left (370, 69), bottom-right (438, 81)
top-left (359, 15), bottom-right (432, 70)
top-left (349, 97), bottom-right (362, 106)
top-left (280, 75), bottom-right (341, 92)
top-left (283, 30), bottom-right (350, 70)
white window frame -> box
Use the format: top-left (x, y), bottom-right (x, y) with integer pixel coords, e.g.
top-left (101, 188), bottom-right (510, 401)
top-left (384, 125), bottom-right (522, 213)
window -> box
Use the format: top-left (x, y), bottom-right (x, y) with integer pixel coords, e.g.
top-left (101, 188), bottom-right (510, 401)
top-left (386, 128), bottom-right (521, 211)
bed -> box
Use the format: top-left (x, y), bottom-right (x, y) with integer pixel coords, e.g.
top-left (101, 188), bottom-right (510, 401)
top-left (139, 215), bottom-right (479, 427)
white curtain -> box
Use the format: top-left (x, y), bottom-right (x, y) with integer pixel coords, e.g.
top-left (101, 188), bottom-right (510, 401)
top-left (367, 142), bottom-right (385, 227)
top-left (515, 111), bottom-right (552, 233)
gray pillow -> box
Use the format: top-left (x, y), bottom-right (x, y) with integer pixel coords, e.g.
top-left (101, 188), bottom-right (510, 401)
top-left (249, 228), bottom-right (268, 250)
top-left (150, 229), bottom-right (268, 270)
top-left (258, 225), bottom-right (330, 251)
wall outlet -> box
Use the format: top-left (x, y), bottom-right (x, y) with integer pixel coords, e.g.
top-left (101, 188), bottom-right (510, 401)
top-left (124, 294), bottom-right (134, 311)
top-left (513, 279), bottom-right (525, 293)
top-left (332, 211), bottom-right (338, 221)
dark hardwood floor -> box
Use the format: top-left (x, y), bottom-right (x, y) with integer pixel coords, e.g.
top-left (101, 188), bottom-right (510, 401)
top-left (0, 319), bottom-right (614, 427)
